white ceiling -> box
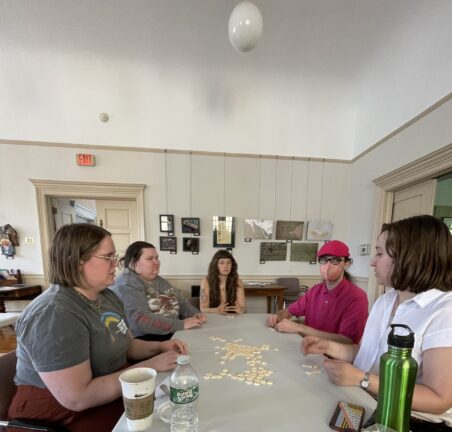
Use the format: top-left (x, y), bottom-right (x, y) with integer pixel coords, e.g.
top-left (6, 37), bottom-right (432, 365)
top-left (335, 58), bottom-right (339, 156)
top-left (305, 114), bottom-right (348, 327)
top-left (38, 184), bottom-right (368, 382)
top-left (1, 0), bottom-right (451, 159)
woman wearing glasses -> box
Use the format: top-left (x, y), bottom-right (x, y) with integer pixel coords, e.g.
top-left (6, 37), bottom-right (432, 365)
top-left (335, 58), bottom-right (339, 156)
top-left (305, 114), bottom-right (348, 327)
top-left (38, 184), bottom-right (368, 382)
top-left (8, 224), bottom-right (187, 431)
top-left (267, 240), bottom-right (368, 343)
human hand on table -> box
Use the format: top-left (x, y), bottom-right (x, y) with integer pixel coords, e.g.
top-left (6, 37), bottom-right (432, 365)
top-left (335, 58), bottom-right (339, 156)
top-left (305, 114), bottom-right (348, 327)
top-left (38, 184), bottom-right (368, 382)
top-left (160, 338), bottom-right (188, 354)
top-left (275, 319), bottom-right (301, 333)
top-left (266, 314), bottom-right (279, 327)
top-left (184, 316), bottom-right (203, 329)
top-left (145, 350), bottom-right (179, 372)
top-left (302, 335), bottom-right (331, 356)
top-left (323, 358), bottom-right (362, 386)
top-left (194, 312), bottom-right (207, 323)
top-left (224, 304), bottom-right (244, 314)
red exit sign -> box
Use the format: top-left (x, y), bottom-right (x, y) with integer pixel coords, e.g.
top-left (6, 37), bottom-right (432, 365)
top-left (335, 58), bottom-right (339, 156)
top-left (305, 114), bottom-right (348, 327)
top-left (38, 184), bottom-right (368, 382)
top-left (76, 154), bottom-right (96, 166)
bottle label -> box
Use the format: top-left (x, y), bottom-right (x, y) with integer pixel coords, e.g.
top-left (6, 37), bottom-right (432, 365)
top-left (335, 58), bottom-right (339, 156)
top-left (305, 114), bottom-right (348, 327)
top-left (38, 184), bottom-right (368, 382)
top-left (170, 384), bottom-right (199, 404)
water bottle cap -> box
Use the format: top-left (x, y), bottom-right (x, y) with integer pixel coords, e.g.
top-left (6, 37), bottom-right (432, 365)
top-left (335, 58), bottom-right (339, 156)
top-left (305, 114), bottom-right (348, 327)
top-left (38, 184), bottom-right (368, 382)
top-left (176, 355), bottom-right (190, 365)
top-left (388, 324), bottom-right (415, 348)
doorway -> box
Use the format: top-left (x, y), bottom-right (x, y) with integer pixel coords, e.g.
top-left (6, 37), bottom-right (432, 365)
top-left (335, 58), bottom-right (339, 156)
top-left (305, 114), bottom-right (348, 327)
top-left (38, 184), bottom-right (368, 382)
top-left (30, 179), bottom-right (146, 283)
top-left (369, 143), bottom-right (452, 304)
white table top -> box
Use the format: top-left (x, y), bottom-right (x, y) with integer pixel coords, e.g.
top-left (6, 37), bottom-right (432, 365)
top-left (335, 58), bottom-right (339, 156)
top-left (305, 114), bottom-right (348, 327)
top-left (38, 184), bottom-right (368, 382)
top-left (0, 312), bottom-right (20, 328)
top-left (113, 313), bottom-right (376, 432)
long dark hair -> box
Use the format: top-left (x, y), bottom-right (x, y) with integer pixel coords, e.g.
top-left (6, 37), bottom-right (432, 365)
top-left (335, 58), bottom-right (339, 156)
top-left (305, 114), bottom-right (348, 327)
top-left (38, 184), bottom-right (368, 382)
top-left (207, 250), bottom-right (239, 307)
top-left (381, 215), bottom-right (451, 293)
top-left (123, 241), bottom-right (156, 272)
top-left (49, 223), bottom-right (111, 289)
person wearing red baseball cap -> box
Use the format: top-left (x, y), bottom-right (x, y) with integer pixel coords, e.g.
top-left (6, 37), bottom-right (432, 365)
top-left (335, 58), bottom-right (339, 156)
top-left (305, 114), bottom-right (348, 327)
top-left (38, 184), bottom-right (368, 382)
top-left (267, 240), bottom-right (368, 343)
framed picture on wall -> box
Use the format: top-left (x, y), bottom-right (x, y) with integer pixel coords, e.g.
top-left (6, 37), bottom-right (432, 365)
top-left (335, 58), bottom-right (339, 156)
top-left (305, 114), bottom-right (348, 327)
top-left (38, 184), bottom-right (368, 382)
top-left (160, 236), bottom-right (177, 253)
top-left (213, 216), bottom-right (235, 248)
top-left (181, 217), bottom-right (200, 235)
top-left (290, 242), bottom-right (318, 263)
top-left (244, 219), bottom-right (273, 240)
top-left (183, 237), bottom-right (199, 253)
top-left (159, 214), bottom-right (174, 233)
top-left (275, 220), bottom-right (304, 241)
top-left (306, 220), bottom-right (334, 241)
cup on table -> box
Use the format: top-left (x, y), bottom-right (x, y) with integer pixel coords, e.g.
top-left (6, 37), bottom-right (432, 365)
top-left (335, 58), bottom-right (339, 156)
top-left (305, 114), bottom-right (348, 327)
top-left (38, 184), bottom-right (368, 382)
top-left (119, 367), bottom-right (157, 431)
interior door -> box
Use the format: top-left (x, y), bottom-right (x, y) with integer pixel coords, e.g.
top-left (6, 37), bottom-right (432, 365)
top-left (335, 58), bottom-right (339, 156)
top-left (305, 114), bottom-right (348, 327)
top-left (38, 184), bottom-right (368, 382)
top-left (391, 180), bottom-right (436, 222)
top-left (96, 200), bottom-right (139, 260)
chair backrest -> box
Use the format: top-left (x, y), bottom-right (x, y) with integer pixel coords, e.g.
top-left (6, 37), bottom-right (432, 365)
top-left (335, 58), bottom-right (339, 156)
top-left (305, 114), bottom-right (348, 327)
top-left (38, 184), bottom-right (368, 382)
top-left (275, 278), bottom-right (302, 308)
top-left (0, 350), bottom-right (17, 419)
top-left (188, 296), bottom-right (200, 310)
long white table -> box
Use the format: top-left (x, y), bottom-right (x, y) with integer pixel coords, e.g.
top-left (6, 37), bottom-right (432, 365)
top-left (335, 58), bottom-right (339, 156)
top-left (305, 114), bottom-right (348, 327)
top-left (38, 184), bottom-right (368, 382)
top-left (113, 314), bottom-right (376, 432)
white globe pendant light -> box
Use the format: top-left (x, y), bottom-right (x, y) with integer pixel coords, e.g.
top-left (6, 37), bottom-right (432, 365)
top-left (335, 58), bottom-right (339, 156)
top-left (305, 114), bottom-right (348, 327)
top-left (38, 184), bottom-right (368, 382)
top-left (228, 1), bottom-right (263, 53)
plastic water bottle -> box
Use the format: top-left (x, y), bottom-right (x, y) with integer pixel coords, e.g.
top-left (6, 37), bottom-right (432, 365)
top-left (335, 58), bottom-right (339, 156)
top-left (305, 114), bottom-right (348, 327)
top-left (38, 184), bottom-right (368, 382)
top-left (170, 355), bottom-right (199, 432)
top-left (375, 324), bottom-right (418, 432)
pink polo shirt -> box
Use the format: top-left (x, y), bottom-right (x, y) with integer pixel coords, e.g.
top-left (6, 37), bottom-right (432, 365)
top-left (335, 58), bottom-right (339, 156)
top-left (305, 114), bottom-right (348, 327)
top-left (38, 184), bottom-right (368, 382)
top-left (287, 278), bottom-right (368, 343)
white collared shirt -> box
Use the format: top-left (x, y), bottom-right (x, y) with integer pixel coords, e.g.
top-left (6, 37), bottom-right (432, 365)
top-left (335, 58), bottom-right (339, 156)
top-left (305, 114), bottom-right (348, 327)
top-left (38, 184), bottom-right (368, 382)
top-left (354, 288), bottom-right (452, 425)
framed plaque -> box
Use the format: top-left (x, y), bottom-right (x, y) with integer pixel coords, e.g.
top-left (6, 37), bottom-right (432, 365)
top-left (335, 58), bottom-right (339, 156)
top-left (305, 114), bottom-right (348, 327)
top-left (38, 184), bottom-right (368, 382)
top-left (160, 236), bottom-right (177, 253)
top-left (259, 242), bottom-right (287, 262)
top-left (275, 220), bottom-right (304, 241)
top-left (213, 216), bottom-right (235, 248)
top-left (159, 214), bottom-right (174, 233)
top-left (181, 217), bottom-right (200, 236)
top-left (290, 242), bottom-right (318, 263)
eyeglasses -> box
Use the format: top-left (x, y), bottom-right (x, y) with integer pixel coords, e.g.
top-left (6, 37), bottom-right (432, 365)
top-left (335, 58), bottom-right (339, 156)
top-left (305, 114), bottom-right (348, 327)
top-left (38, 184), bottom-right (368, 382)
top-left (93, 254), bottom-right (121, 265)
top-left (318, 256), bottom-right (346, 265)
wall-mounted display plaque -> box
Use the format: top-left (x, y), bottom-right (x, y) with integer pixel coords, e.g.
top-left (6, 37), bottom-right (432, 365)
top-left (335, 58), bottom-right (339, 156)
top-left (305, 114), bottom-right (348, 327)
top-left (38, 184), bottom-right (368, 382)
top-left (213, 216), bottom-right (235, 248)
top-left (306, 220), bottom-right (334, 241)
top-left (290, 242), bottom-right (318, 263)
top-left (244, 219), bottom-right (273, 240)
top-left (259, 242), bottom-right (287, 262)
top-left (160, 236), bottom-right (177, 253)
top-left (181, 217), bottom-right (200, 236)
top-left (275, 220), bottom-right (304, 241)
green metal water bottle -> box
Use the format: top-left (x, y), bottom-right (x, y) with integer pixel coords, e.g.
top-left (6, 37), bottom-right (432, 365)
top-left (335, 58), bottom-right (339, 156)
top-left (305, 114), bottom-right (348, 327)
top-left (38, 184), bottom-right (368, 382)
top-left (375, 324), bottom-right (418, 432)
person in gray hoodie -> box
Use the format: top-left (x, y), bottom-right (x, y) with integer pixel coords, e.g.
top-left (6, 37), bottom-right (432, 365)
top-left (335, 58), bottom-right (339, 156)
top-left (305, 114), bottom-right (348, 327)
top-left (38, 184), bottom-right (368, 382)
top-left (111, 241), bottom-right (206, 341)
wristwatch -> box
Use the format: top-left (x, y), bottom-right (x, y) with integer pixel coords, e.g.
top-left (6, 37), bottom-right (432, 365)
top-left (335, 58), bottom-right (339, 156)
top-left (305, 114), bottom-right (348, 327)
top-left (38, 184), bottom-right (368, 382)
top-left (360, 372), bottom-right (370, 389)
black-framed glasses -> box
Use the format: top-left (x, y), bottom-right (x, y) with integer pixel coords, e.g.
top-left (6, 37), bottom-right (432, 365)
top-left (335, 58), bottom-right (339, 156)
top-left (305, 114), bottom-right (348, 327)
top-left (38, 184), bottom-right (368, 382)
top-left (318, 256), bottom-right (346, 265)
top-left (93, 254), bottom-right (121, 265)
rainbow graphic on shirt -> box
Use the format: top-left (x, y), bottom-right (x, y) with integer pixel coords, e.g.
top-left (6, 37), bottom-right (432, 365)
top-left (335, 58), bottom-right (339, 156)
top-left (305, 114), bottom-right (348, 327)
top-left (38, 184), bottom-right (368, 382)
top-left (100, 311), bottom-right (128, 341)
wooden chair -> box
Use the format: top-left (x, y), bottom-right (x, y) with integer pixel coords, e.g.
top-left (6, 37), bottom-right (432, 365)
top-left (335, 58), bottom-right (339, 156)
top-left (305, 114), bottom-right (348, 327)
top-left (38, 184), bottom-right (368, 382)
top-left (0, 350), bottom-right (16, 421)
top-left (275, 278), bottom-right (307, 309)
top-left (0, 351), bottom-right (70, 431)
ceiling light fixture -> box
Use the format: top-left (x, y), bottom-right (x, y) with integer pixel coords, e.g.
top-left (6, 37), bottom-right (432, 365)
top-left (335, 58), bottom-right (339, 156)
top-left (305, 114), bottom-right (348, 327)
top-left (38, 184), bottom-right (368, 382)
top-left (228, 1), bottom-right (263, 53)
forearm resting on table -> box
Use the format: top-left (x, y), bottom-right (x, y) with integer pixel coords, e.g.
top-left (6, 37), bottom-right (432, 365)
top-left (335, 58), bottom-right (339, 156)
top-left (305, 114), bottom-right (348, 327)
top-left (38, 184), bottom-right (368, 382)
top-left (40, 361), bottom-right (125, 412)
top-left (127, 338), bottom-right (164, 360)
top-left (300, 325), bottom-right (353, 344)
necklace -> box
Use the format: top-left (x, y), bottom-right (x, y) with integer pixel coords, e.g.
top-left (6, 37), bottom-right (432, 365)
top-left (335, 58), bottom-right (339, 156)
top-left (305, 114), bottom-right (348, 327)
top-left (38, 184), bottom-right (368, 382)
top-left (73, 288), bottom-right (102, 313)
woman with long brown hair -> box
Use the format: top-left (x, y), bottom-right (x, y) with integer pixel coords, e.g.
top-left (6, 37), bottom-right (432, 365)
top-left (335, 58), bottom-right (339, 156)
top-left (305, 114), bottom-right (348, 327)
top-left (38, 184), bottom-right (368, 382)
top-left (200, 249), bottom-right (246, 314)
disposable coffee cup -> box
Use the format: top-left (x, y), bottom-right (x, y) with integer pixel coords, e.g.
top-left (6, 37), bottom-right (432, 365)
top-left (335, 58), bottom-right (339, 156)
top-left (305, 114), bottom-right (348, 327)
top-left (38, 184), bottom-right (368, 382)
top-left (119, 367), bottom-right (157, 431)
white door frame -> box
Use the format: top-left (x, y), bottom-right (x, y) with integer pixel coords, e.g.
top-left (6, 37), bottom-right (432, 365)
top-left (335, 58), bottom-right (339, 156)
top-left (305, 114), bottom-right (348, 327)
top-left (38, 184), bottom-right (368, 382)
top-left (367, 143), bottom-right (452, 304)
top-left (30, 179), bottom-right (146, 283)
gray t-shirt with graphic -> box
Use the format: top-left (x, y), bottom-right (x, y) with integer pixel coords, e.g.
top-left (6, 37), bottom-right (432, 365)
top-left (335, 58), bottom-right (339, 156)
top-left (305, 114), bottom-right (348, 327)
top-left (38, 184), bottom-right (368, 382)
top-left (110, 269), bottom-right (199, 337)
top-left (14, 284), bottom-right (131, 388)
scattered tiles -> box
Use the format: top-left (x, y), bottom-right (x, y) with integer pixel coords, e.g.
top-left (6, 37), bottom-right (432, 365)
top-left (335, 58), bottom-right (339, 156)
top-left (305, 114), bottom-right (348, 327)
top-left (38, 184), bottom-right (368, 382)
top-left (203, 337), bottom-right (275, 387)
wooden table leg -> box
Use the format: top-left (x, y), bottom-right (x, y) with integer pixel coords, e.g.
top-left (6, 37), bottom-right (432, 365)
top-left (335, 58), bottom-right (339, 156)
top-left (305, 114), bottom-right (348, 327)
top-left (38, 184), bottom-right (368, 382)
top-left (266, 297), bottom-right (272, 313)
top-left (0, 299), bottom-right (6, 313)
top-left (276, 294), bottom-right (284, 312)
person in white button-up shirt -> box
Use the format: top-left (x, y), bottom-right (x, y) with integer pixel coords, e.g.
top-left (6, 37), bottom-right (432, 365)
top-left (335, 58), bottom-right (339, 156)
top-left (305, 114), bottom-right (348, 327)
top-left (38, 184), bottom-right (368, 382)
top-left (302, 215), bottom-right (452, 431)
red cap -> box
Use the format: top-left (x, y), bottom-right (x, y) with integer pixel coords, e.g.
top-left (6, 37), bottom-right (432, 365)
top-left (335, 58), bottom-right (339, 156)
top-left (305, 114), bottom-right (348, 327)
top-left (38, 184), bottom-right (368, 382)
top-left (317, 240), bottom-right (350, 258)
